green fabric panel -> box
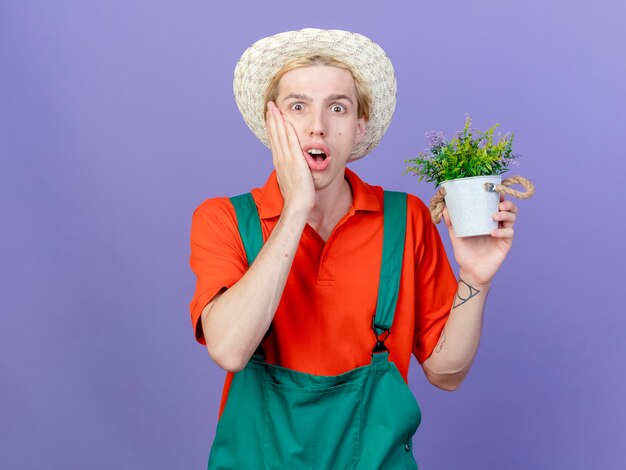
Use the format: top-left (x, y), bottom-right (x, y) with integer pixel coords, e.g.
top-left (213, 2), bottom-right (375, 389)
top-left (229, 193), bottom-right (263, 266)
top-left (208, 190), bottom-right (422, 469)
top-left (208, 351), bottom-right (421, 469)
top-left (373, 191), bottom-right (407, 336)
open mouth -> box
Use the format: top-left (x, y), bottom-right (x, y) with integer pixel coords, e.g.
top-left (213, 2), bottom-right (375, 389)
top-left (303, 146), bottom-right (332, 171)
top-left (306, 148), bottom-right (328, 163)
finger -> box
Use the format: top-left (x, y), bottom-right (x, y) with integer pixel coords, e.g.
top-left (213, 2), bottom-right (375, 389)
top-left (267, 102), bottom-right (293, 173)
top-left (493, 210), bottom-right (517, 229)
top-left (266, 102), bottom-right (278, 138)
top-left (270, 104), bottom-right (293, 162)
top-left (265, 106), bottom-right (276, 150)
top-left (490, 227), bottom-right (515, 239)
top-left (284, 119), bottom-right (305, 163)
top-left (266, 101), bottom-right (277, 132)
top-left (442, 207), bottom-right (452, 228)
top-left (265, 103), bottom-right (281, 170)
top-left (442, 208), bottom-right (457, 239)
top-left (498, 199), bottom-right (518, 214)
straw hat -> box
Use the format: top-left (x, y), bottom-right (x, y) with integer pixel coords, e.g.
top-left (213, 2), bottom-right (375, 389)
top-left (233, 28), bottom-right (396, 161)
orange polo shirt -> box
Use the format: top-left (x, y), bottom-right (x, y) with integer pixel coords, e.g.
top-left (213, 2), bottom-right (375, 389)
top-left (189, 168), bottom-right (457, 418)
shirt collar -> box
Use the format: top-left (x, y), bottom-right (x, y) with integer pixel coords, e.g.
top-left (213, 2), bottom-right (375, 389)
top-left (253, 167), bottom-right (381, 220)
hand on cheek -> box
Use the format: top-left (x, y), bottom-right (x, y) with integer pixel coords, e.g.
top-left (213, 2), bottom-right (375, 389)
top-left (265, 101), bottom-right (315, 213)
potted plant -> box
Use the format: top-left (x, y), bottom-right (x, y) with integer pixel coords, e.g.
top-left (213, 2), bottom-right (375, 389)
top-left (405, 115), bottom-right (535, 237)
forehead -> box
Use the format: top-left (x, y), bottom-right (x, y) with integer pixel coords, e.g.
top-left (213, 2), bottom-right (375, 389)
top-left (276, 65), bottom-right (357, 99)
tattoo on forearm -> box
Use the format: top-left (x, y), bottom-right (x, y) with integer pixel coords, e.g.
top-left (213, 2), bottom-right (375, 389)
top-left (453, 277), bottom-right (481, 308)
top-left (435, 328), bottom-right (446, 353)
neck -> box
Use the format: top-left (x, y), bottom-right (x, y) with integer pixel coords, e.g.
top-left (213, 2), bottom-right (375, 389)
top-left (307, 171), bottom-right (352, 241)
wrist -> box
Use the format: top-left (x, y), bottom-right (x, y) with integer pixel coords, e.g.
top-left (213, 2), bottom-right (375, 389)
top-left (281, 202), bottom-right (311, 225)
top-left (458, 269), bottom-right (492, 290)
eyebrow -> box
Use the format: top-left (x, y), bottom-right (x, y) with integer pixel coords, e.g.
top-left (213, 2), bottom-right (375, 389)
top-left (327, 94), bottom-right (354, 105)
top-left (282, 93), bottom-right (310, 103)
top-left (281, 93), bottom-right (354, 105)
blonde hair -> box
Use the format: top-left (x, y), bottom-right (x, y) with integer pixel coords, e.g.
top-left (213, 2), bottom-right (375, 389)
top-left (264, 55), bottom-right (371, 121)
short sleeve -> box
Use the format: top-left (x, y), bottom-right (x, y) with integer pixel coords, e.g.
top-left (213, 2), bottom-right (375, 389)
top-left (409, 196), bottom-right (457, 363)
top-left (189, 197), bottom-right (248, 345)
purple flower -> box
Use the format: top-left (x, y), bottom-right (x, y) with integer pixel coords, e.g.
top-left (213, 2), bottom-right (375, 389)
top-left (509, 153), bottom-right (522, 166)
top-left (425, 130), bottom-right (446, 148)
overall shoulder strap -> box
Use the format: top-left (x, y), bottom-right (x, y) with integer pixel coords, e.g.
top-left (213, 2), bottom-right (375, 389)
top-left (230, 193), bottom-right (269, 359)
top-left (373, 191), bottom-right (407, 336)
top-left (229, 193), bottom-right (263, 266)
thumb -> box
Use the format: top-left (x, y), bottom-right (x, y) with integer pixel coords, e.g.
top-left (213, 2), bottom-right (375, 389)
top-left (442, 207), bottom-right (458, 241)
top-left (442, 207), bottom-right (452, 228)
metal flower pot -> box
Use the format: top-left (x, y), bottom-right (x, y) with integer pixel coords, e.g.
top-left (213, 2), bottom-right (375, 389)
top-left (440, 175), bottom-right (502, 238)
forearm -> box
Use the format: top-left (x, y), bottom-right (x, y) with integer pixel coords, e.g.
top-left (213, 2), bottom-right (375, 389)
top-left (201, 205), bottom-right (308, 372)
top-left (422, 270), bottom-right (491, 390)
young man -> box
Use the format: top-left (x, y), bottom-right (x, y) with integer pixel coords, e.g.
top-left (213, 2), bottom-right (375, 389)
top-left (190, 29), bottom-right (518, 468)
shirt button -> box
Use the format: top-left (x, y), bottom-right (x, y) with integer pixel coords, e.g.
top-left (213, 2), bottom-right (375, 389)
top-left (404, 443), bottom-right (411, 452)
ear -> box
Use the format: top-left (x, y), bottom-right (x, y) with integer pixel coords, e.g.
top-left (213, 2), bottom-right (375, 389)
top-left (354, 117), bottom-right (367, 144)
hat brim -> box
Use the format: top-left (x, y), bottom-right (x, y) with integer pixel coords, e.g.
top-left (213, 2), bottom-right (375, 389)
top-left (233, 28), bottom-right (396, 161)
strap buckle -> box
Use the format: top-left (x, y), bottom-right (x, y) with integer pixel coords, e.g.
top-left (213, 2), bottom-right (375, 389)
top-left (371, 315), bottom-right (391, 354)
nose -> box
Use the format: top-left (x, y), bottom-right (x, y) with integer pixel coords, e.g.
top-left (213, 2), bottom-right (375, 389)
top-left (308, 108), bottom-right (326, 137)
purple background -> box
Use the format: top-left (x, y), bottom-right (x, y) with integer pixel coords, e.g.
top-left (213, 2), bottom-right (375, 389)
top-left (2, 1), bottom-right (625, 468)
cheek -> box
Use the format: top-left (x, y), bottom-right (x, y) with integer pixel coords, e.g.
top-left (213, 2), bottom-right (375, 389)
top-left (283, 116), bottom-right (306, 137)
top-left (293, 125), bottom-right (307, 141)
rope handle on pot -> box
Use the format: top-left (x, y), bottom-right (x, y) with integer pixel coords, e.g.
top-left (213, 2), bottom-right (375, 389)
top-left (429, 175), bottom-right (535, 224)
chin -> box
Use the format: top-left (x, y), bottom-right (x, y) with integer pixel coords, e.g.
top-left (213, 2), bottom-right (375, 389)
top-left (312, 179), bottom-right (328, 191)
top-left (311, 173), bottom-right (331, 190)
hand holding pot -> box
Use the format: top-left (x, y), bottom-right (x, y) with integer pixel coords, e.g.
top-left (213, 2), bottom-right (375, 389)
top-left (442, 193), bottom-right (518, 287)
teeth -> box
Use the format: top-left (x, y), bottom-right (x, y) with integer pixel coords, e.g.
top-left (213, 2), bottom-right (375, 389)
top-left (307, 149), bottom-right (325, 155)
